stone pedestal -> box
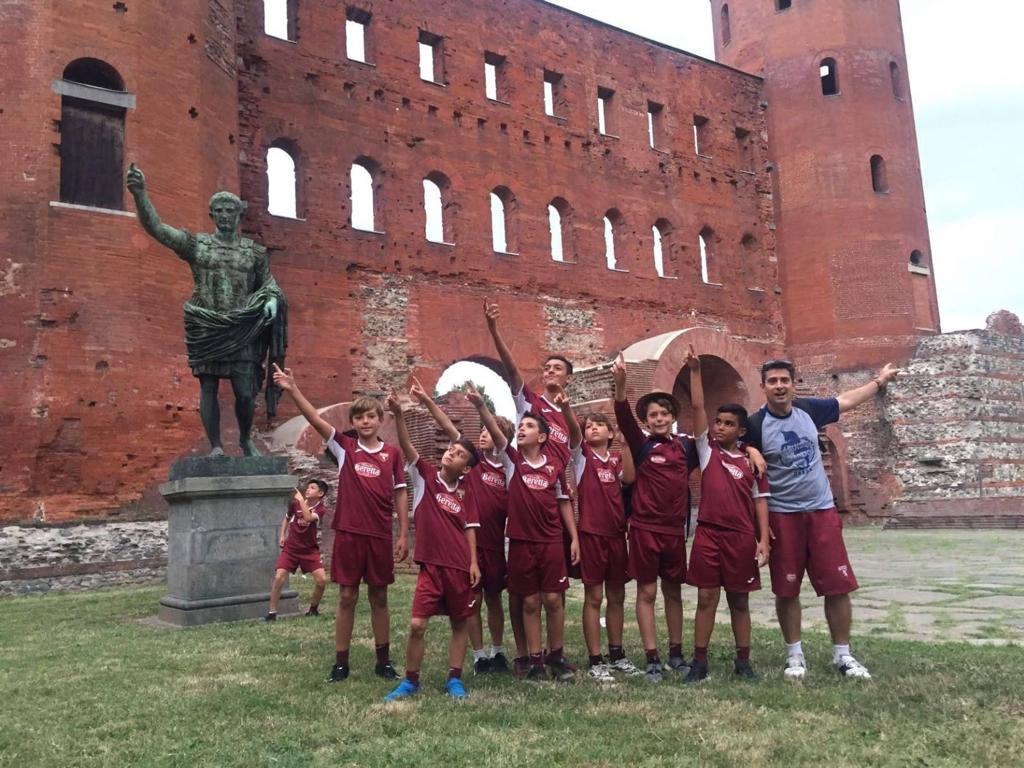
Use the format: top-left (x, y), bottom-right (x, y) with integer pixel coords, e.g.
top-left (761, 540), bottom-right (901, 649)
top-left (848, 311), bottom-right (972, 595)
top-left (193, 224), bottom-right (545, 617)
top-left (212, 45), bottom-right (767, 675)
top-left (158, 456), bottom-right (299, 626)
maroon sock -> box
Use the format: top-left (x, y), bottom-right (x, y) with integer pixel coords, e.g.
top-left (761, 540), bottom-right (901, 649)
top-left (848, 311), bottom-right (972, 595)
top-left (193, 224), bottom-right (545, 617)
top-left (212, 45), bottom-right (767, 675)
top-left (529, 652), bottom-right (544, 669)
top-left (736, 646), bottom-right (750, 661)
top-left (375, 643), bottom-right (390, 664)
top-left (545, 646), bottom-right (563, 665)
top-left (589, 654), bottom-right (604, 667)
top-left (406, 670), bottom-right (420, 685)
top-left (514, 656), bottom-right (528, 669)
top-left (693, 646), bottom-right (709, 664)
top-left (645, 648), bottom-right (660, 664)
top-left (447, 667), bottom-right (462, 680)
top-left (336, 650), bottom-right (349, 667)
top-left (669, 643), bottom-right (683, 659)
top-left (608, 645), bottom-right (625, 662)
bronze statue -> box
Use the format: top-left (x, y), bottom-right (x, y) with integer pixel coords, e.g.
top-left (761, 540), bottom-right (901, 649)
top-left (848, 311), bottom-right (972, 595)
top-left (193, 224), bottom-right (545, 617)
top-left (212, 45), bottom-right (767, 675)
top-left (127, 164), bottom-right (287, 456)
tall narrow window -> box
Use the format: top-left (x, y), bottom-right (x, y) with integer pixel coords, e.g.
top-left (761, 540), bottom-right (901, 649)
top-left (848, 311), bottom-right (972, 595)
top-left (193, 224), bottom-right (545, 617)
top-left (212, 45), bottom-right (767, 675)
top-left (647, 101), bottom-right (664, 149)
top-left (423, 172), bottom-right (453, 244)
top-left (418, 30), bottom-right (445, 84)
top-left (693, 115), bottom-right (710, 156)
top-left (351, 158), bottom-right (378, 231)
top-left (264, 0), bottom-right (296, 41)
top-left (870, 154), bottom-right (889, 193)
top-left (890, 61), bottom-right (904, 100)
top-left (699, 227), bottom-right (716, 284)
top-left (652, 219), bottom-right (674, 278)
top-left (597, 87), bottom-right (616, 136)
top-left (58, 59), bottom-right (129, 210)
top-left (820, 58), bottom-right (839, 96)
top-left (776, 0), bottom-right (791, 10)
top-left (544, 69), bottom-right (565, 118)
top-left (490, 187), bottom-right (517, 253)
top-left (267, 143), bottom-right (298, 218)
top-left (346, 8), bottom-right (371, 63)
top-left (604, 209), bottom-right (623, 270)
top-left (721, 4), bottom-right (731, 46)
top-left (484, 52), bottom-right (507, 102)
top-left (548, 197), bottom-right (573, 262)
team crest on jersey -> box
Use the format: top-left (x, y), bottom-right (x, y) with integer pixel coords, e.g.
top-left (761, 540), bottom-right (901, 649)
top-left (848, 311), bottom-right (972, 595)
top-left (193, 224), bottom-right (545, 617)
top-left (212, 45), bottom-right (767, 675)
top-left (650, 454), bottom-right (667, 464)
top-left (596, 467), bottom-right (617, 484)
top-left (482, 471), bottom-right (506, 489)
top-left (723, 461), bottom-right (746, 480)
top-left (523, 474), bottom-right (550, 491)
top-left (435, 493), bottom-right (462, 515)
top-left (456, 488), bottom-right (466, 500)
top-left (355, 462), bottom-right (381, 478)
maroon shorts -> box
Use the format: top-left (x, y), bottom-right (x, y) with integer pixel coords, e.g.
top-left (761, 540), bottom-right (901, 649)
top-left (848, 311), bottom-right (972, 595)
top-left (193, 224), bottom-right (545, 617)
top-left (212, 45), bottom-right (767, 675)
top-left (411, 563), bottom-right (476, 621)
top-left (768, 508), bottom-right (859, 598)
top-left (686, 525), bottom-right (761, 592)
top-left (507, 540), bottom-right (569, 596)
top-left (476, 547), bottom-right (507, 595)
top-left (564, 530), bottom-right (582, 580)
top-left (276, 547), bottom-right (324, 575)
top-left (628, 526), bottom-right (687, 585)
top-left (579, 532), bottom-right (630, 586)
top-left (330, 530), bottom-right (394, 587)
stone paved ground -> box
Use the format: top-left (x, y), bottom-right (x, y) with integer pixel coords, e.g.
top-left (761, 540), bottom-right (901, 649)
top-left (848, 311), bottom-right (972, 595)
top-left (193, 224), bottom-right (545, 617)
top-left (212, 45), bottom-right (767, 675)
top-left (599, 529), bottom-right (1024, 645)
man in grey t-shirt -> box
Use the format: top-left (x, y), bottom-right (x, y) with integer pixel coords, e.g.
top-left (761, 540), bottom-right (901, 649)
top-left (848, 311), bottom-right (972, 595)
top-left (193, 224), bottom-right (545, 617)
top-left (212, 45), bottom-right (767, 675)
top-left (747, 359), bottom-right (899, 681)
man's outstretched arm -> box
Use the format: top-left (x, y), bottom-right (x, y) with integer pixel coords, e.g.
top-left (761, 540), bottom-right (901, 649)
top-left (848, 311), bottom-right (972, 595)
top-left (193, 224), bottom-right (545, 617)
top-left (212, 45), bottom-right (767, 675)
top-left (484, 299), bottom-right (524, 394)
top-left (837, 363), bottom-right (900, 413)
top-left (126, 164), bottom-right (191, 255)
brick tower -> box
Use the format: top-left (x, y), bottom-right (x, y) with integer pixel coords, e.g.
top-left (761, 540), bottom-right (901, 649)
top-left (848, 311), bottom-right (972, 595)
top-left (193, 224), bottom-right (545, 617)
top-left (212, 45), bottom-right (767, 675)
top-left (709, 0), bottom-right (940, 371)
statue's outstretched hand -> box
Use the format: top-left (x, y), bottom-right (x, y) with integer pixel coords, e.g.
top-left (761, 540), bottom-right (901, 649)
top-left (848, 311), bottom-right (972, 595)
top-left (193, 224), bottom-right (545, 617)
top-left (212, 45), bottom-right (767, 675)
top-left (272, 363), bottom-right (296, 392)
top-left (126, 163), bottom-right (146, 195)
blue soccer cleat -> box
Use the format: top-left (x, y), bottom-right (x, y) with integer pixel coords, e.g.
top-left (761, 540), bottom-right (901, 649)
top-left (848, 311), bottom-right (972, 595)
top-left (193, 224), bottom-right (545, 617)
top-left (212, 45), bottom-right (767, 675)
top-left (445, 677), bottom-right (469, 699)
top-left (384, 678), bottom-right (420, 702)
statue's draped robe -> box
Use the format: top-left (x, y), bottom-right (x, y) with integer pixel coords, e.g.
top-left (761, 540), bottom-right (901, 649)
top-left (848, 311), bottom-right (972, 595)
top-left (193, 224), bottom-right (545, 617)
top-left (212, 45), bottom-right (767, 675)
top-left (174, 233), bottom-right (288, 415)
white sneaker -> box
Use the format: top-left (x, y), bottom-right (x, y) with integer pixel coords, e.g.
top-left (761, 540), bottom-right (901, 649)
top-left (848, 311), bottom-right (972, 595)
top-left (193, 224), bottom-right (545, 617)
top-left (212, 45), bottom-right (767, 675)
top-left (587, 663), bottom-right (615, 683)
top-left (609, 657), bottom-right (643, 676)
top-left (783, 653), bottom-right (807, 680)
top-left (835, 654), bottom-right (872, 680)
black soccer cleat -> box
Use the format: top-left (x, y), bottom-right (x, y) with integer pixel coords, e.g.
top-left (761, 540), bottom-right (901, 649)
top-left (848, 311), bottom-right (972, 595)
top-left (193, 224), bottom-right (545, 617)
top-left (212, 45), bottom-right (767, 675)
top-left (547, 659), bottom-right (577, 683)
top-left (682, 660), bottom-right (709, 684)
top-left (490, 652), bottom-right (510, 673)
top-left (305, 606), bottom-right (320, 617)
top-left (474, 657), bottom-right (493, 675)
top-left (264, 612), bottom-right (277, 622)
top-left (326, 664), bottom-right (350, 683)
top-left (734, 659), bottom-right (758, 679)
top-left (525, 665), bottom-right (547, 681)
top-left (375, 661), bottom-right (399, 680)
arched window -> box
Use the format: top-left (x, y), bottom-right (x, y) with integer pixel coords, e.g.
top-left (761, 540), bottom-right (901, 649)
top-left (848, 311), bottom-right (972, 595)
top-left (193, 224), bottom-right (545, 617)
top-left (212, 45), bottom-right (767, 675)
top-left (721, 4), bottom-right (731, 47)
top-left (870, 154), bottom-right (889, 193)
top-left (58, 58), bottom-right (130, 209)
top-left (264, 0), bottom-right (296, 41)
top-left (423, 171), bottom-right (454, 243)
top-left (699, 227), bottom-right (716, 284)
top-left (604, 209), bottom-right (623, 270)
top-left (350, 158), bottom-right (379, 231)
top-left (890, 61), bottom-right (904, 100)
top-left (434, 359), bottom-right (517, 423)
top-left (652, 219), bottom-right (674, 278)
top-left (266, 143), bottom-right (298, 218)
top-left (490, 186), bottom-right (517, 253)
top-left (820, 58), bottom-right (839, 96)
top-left (548, 198), bottom-right (574, 263)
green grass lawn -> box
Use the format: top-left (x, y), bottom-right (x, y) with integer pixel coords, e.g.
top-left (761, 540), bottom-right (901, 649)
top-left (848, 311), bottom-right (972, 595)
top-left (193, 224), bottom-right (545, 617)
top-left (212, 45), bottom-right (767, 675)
top-left (2, 577), bottom-right (1022, 768)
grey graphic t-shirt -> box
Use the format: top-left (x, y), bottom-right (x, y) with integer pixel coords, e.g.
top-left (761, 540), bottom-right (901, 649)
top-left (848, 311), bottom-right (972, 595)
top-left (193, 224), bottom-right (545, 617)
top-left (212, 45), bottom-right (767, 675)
top-left (756, 398), bottom-right (839, 513)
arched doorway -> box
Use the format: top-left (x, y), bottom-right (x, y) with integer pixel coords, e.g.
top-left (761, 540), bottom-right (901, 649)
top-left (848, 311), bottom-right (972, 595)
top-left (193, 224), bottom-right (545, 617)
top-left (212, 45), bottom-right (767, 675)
top-left (672, 354), bottom-right (747, 435)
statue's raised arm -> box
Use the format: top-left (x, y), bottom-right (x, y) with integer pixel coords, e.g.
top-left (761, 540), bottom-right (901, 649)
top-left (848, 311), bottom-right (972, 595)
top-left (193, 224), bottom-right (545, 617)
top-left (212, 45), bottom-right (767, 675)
top-left (126, 164), bottom-right (193, 259)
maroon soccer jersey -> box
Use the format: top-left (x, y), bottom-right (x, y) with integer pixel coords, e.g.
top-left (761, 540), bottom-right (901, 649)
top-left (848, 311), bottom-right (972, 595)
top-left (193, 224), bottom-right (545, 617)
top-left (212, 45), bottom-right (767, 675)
top-left (283, 499), bottom-right (325, 553)
top-left (408, 457), bottom-right (480, 572)
top-left (515, 384), bottom-right (572, 465)
top-left (502, 443), bottom-right (568, 543)
top-left (695, 430), bottom-right (770, 534)
top-left (571, 445), bottom-right (626, 538)
top-left (614, 399), bottom-right (699, 536)
top-left (326, 429), bottom-right (406, 541)
top-left (466, 452), bottom-right (508, 552)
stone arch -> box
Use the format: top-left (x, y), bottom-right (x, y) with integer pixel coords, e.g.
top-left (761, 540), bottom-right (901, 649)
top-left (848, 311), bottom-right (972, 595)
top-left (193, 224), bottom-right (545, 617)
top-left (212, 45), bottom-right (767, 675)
top-left (672, 354), bottom-right (748, 434)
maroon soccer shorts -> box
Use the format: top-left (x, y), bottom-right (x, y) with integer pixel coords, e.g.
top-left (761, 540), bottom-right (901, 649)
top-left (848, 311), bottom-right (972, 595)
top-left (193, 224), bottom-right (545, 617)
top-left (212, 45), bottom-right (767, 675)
top-left (685, 525), bottom-right (761, 593)
top-left (276, 547), bottom-right (324, 575)
top-left (579, 532), bottom-right (630, 586)
top-left (412, 563), bottom-right (477, 621)
top-left (768, 507), bottom-right (859, 598)
top-left (330, 530), bottom-right (395, 587)
top-left (628, 527), bottom-right (687, 585)
top-left (507, 540), bottom-right (569, 596)
top-left (563, 529), bottom-right (582, 580)
top-left (476, 546), bottom-right (507, 595)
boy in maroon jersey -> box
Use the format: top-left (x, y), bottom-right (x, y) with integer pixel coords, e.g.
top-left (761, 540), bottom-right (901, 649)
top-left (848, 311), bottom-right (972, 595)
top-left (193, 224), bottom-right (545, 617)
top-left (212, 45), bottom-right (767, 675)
top-left (266, 479), bottom-right (329, 621)
top-left (383, 393), bottom-right (481, 701)
top-left (611, 353), bottom-right (698, 682)
top-left (408, 378), bottom-right (516, 675)
top-left (570, 412), bottom-right (643, 682)
top-left (682, 346), bottom-right (771, 683)
top-left (484, 298), bottom-right (577, 675)
top-left (468, 382), bottom-right (580, 682)
top-left (272, 364), bottom-right (409, 684)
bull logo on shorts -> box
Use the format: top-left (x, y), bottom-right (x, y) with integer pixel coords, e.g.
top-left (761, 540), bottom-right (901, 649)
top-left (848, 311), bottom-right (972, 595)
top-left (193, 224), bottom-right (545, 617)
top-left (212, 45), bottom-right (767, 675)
top-left (838, 564), bottom-right (849, 577)
top-left (435, 494), bottom-right (462, 515)
top-left (355, 462), bottom-right (382, 478)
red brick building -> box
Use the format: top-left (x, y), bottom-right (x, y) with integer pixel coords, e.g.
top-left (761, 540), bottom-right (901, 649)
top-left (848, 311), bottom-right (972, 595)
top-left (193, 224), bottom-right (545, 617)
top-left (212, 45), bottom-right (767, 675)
top-left (4, 0), bottom-right (1014, 533)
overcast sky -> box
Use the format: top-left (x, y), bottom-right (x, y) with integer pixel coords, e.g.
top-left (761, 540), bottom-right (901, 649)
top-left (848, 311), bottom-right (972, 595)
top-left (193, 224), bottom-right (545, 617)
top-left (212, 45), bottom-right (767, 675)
top-left (545, 0), bottom-right (1023, 332)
